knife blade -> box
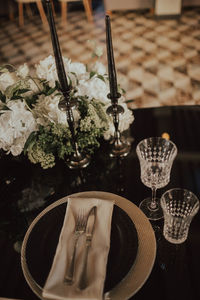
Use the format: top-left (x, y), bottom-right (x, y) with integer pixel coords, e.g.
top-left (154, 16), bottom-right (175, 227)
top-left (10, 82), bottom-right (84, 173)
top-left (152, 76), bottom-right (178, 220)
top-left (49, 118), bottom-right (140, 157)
top-left (78, 206), bottom-right (97, 290)
top-left (85, 206), bottom-right (96, 242)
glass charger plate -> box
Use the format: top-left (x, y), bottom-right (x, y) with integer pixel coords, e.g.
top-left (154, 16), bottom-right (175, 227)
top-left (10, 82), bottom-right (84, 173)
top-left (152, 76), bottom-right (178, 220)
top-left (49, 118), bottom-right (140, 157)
top-left (21, 191), bottom-right (156, 300)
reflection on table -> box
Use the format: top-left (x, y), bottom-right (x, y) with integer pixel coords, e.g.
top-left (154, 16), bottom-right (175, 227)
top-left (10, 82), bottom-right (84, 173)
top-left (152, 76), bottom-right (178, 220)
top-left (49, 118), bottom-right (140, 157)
top-left (0, 105), bottom-right (200, 300)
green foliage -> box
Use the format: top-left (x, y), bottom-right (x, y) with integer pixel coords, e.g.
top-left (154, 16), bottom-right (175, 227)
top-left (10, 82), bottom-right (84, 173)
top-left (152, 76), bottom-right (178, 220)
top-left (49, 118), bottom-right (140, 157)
top-left (0, 59), bottom-right (126, 169)
top-left (0, 91), bottom-right (6, 103)
top-left (23, 93), bottom-right (110, 169)
top-left (24, 94), bottom-right (38, 109)
top-left (25, 123), bottom-right (75, 168)
top-left (41, 81), bottom-right (57, 96)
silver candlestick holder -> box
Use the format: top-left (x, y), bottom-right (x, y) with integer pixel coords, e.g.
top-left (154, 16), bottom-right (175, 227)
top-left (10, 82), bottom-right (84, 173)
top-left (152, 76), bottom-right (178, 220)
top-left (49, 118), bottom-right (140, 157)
top-left (45, 0), bottom-right (90, 169)
top-left (105, 15), bottom-right (131, 158)
top-left (58, 96), bottom-right (90, 169)
top-left (106, 95), bottom-right (131, 158)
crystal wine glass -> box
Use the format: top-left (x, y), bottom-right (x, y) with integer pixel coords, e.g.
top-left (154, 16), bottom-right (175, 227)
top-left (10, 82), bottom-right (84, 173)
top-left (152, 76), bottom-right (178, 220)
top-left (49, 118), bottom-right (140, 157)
top-left (136, 137), bottom-right (177, 221)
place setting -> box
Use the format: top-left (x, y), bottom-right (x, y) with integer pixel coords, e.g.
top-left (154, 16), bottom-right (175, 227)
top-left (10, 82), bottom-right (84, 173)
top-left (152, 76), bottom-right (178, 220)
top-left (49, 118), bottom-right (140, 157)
top-left (21, 191), bottom-right (157, 299)
top-left (19, 2), bottom-right (157, 299)
top-left (17, 1), bottom-right (199, 300)
top-left (20, 131), bottom-right (200, 299)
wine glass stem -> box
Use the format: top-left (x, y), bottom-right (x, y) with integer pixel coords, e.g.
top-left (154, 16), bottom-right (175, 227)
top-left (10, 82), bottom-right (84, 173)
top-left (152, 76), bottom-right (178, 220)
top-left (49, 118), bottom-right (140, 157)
top-left (150, 187), bottom-right (157, 210)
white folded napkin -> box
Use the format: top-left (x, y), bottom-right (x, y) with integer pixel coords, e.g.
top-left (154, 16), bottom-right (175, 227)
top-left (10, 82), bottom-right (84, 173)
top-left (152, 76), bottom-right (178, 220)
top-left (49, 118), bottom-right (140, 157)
top-left (42, 197), bottom-right (114, 300)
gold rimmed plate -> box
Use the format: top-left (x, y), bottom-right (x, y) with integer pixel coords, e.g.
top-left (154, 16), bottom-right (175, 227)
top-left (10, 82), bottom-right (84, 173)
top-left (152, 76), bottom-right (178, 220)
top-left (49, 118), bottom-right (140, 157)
top-left (21, 191), bottom-right (156, 299)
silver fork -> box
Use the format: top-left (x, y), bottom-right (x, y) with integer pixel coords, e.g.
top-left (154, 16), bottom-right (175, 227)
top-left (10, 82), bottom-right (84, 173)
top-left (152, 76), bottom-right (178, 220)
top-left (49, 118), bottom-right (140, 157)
top-left (64, 209), bottom-right (87, 285)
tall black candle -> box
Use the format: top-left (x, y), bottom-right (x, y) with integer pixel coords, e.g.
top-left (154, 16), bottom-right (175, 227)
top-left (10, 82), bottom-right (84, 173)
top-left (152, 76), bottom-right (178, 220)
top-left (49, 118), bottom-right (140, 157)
top-left (45, 0), bottom-right (77, 149)
top-left (45, 0), bottom-right (70, 96)
top-left (105, 15), bottom-right (119, 102)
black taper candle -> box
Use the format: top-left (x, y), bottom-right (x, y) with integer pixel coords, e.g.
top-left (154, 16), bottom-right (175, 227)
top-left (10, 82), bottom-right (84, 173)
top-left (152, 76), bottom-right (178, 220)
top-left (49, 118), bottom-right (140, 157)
top-left (105, 15), bottom-right (120, 103)
top-left (45, 0), bottom-right (70, 97)
top-left (44, 0), bottom-right (90, 169)
top-left (45, 0), bottom-right (77, 149)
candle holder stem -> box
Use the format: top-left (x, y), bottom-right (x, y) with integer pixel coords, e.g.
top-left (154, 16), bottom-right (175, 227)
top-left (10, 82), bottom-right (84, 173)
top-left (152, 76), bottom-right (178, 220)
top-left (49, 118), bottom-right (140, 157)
top-left (45, 0), bottom-right (90, 169)
top-left (59, 97), bottom-right (90, 169)
top-left (107, 104), bottom-right (131, 157)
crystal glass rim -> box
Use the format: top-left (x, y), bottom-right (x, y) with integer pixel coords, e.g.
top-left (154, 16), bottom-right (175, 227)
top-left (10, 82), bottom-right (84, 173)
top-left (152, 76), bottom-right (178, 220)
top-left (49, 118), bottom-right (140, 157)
top-left (160, 188), bottom-right (200, 217)
top-left (136, 137), bottom-right (178, 159)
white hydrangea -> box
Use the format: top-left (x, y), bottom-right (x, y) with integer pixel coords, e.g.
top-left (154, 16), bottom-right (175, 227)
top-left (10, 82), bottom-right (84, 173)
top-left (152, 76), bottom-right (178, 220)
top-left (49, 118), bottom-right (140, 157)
top-left (35, 55), bottom-right (71, 87)
top-left (88, 61), bottom-right (106, 75)
top-left (33, 93), bottom-right (80, 126)
top-left (69, 62), bottom-right (86, 76)
top-left (103, 98), bottom-right (134, 140)
top-left (67, 62), bottom-right (87, 86)
top-left (77, 76), bottom-right (110, 104)
top-left (0, 100), bottom-right (37, 156)
top-left (0, 53), bottom-right (135, 161)
top-left (0, 71), bottom-right (18, 92)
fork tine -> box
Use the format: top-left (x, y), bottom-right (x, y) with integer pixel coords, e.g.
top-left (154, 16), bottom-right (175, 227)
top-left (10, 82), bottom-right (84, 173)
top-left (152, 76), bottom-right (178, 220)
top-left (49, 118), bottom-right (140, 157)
top-left (76, 209), bottom-right (86, 230)
top-left (64, 208), bottom-right (86, 284)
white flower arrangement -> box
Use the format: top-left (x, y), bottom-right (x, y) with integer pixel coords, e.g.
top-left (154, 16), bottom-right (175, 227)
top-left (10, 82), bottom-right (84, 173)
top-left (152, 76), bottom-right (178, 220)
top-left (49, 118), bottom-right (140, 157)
top-left (0, 54), bottom-right (134, 169)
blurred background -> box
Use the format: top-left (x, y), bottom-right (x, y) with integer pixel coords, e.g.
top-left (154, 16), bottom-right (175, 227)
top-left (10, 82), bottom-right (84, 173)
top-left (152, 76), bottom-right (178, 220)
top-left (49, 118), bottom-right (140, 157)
top-left (0, 0), bottom-right (200, 108)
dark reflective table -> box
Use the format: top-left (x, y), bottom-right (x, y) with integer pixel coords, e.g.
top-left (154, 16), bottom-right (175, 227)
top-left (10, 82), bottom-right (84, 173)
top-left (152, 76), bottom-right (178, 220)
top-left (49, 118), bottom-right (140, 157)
top-left (0, 105), bottom-right (200, 300)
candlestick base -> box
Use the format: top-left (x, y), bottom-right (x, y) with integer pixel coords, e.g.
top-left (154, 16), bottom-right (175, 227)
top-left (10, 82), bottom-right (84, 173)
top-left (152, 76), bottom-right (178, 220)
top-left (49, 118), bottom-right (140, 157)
top-left (66, 150), bottom-right (90, 169)
top-left (109, 141), bottom-right (131, 158)
top-left (109, 132), bottom-right (131, 158)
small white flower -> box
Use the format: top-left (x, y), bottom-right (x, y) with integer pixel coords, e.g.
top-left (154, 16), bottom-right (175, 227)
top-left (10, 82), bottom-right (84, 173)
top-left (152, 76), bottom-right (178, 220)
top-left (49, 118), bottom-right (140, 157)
top-left (88, 61), bottom-right (107, 75)
top-left (94, 46), bottom-right (103, 58)
top-left (87, 40), bottom-right (103, 57)
top-left (17, 63), bottom-right (29, 78)
top-left (0, 100), bottom-right (37, 156)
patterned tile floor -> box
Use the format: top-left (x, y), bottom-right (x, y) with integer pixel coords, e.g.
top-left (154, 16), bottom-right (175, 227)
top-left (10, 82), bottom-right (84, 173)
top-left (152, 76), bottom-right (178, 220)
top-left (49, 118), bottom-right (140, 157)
top-left (0, 3), bottom-right (200, 108)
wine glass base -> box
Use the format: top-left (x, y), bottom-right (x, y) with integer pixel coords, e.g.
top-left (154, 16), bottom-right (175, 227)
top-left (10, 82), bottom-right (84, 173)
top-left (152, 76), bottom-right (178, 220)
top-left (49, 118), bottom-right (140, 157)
top-left (139, 197), bottom-right (163, 221)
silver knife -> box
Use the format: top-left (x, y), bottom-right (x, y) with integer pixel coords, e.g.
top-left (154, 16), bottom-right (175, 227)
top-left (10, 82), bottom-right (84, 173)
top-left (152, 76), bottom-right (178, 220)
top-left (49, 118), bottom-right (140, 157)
top-left (77, 206), bottom-right (97, 290)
